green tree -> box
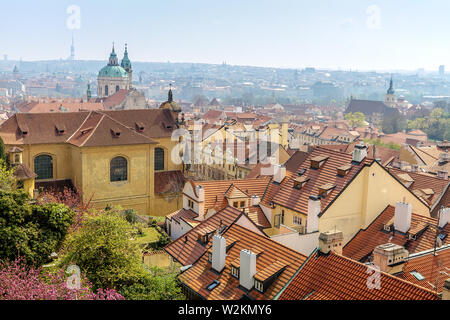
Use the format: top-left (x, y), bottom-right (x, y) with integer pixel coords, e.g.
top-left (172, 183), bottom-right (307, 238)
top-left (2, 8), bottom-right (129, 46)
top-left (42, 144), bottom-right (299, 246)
top-left (60, 211), bottom-right (143, 290)
top-left (345, 112), bottom-right (366, 127)
top-left (0, 159), bottom-right (16, 191)
top-left (60, 210), bottom-right (185, 300)
top-left (0, 137), bottom-right (7, 163)
top-left (0, 189), bottom-right (75, 266)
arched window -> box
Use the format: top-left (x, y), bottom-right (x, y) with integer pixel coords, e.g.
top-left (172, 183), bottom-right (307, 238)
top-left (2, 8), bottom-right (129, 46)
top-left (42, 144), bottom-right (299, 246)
top-left (105, 85), bottom-right (109, 96)
top-left (154, 148), bottom-right (165, 171)
top-left (110, 156), bottom-right (127, 182)
top-left (116, 85), bottom-right (120, 92)
top-left (34, 155), bottom-right (53, 180)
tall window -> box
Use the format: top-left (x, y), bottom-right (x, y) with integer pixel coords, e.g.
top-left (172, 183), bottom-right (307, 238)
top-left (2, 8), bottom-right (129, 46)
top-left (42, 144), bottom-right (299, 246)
top-left (155, 148), bottom-right (164, 171)
top-left (116, 85), bottom-right (120, 92)
top-left (105, 85), bottom-right (109, 96)
top-left (110, 156), bottom-right (127, 182)
top-left (34, 155), bottom-right (53, 180)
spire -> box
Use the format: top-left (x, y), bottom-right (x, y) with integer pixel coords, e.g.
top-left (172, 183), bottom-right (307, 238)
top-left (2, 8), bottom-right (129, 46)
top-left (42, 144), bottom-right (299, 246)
top-left (121, 43), bottom-right (132, 72)
top-left (87, 81), bottom-right (92, 101)
top-left (108, 42), bottom-right (118, 66)
top-left (387, 75), bottom-right (394, 95)
top-left (168, 84), bottom-right (173, 102)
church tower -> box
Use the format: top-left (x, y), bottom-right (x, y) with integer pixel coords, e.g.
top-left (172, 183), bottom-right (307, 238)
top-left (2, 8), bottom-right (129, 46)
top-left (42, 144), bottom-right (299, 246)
top-left (121, 44), bottom-right (132, 87)
top-left (385, 76), bottom-right (396, 108)
top-left (97, 43), bottom-right (132, 98)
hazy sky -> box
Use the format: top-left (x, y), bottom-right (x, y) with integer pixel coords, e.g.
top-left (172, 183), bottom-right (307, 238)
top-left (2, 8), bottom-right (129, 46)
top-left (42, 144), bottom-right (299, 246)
top-left (1, 0), bottom-right (449, 71)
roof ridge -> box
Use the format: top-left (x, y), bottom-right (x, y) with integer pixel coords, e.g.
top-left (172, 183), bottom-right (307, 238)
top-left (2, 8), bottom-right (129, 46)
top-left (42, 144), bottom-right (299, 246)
top-left (78, 112), bottom-right (105, 147)
top-left (65, 110), bottom-right (96, 143)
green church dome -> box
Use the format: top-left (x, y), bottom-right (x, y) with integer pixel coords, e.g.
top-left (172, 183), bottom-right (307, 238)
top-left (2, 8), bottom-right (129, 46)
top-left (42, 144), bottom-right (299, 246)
top-left (98, 65), bottom-right (129, 78)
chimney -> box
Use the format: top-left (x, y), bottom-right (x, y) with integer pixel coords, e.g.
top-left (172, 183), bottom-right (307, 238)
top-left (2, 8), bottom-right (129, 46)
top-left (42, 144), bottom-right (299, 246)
top-left (274, 165), bottom-right (286, 183)
top-left (307, 195), bottom-right (321, 233)
top-left (437, 170), bottom-right (448, 180)
top-left (439, 207), bottom-right (450, 228)
top-left (443, 278), bottom-right (450, 300)
top-left (394, 201), bottom-right (412, 233)
top-left (373, 243), bottom-right (409, 274)
top-left (319, 230), bottom-right (344, 255)
top-left (239, 249), bottom-right (257, 290)
top-left (411, 164), bottom-right (419, 173)
top-left (196, 185), bottom-right (205, 202)
top-left (211, 234), bottom-right (226, 273)
top-left (250, 195), bottom-right (260, 206)
top-left (352, 144), bottom-right (368, 163)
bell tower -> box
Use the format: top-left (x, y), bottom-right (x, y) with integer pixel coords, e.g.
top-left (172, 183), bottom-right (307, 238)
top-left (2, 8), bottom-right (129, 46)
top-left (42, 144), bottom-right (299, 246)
top-left (385, 76), bottom-right (396, 107)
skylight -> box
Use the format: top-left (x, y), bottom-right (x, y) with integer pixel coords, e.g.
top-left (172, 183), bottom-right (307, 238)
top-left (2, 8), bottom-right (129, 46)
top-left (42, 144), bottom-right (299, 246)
top-left (206, 280), bottom-right (220, 291)
top-left (410, 271), bottom-right (425, 281)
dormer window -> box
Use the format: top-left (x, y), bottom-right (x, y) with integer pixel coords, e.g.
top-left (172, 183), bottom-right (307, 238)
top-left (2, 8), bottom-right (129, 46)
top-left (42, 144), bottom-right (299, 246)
top-left (135, 122), bottom-right (145, 132)
top-left (231, 266), bottom-right (240, 279)
top-left (337, 164), bottom-right (352, 177)
top-left (111, 128), bottom-right (121, 137)
top-left (55, 124), bottom-right (66, 135)
top-left (310, 155), bottom-right (329, 169)
top-left (318, 183), bottom-right (335, 198)
top-left (254, 280), bottom-right (264, 293)
top-left (293, 176), bottom-right (309, 190)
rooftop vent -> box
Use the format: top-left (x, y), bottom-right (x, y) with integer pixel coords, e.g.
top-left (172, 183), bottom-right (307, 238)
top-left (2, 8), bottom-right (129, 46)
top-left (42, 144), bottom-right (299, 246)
top-left (337, 164), bottom-right (351, 177)
top-left (111, 128), bottom-right (121, 137)
top-left (293, 176), bottom-right (309, 190)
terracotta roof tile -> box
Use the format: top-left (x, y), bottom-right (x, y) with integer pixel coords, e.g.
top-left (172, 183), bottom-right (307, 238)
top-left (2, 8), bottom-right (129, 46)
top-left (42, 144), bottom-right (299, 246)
top-left (164, 206), bottom-right (243, 266)
top-left (343, 205), bottom-right (450, 262)
top-left (278, 250), bottom-right (438, 300)
top-left (178, 223), bottom-right (307, 300)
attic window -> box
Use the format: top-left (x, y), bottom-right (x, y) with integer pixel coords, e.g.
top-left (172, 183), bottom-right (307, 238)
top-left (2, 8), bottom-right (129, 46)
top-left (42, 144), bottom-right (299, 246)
top-left (55, 124), bottom-right (66, 135)
top-left (293, 176), bottom-right (309, 190)
top-left (135, 122), bottom-right (145, 132)
top-left (410, 271), bottom-right (425, 281)
top-left (337, 164), bottom-right (352, 177)
top-left (206, 280), bottom-right (220, 291)
top-left (231, 266), bottom-right (240, 279)
top-left (310, 155), bottom-right (329, 169)
top-left (318, 183), bottom-right (335, 198)
top-left (18, 123), bottom-right (29, 135)
top-left (111, 128), bottom-right (121, 137)
top-left (254, 280), bottom-right (264, 293)
top-left (81, 127), bottom-right (93, 135)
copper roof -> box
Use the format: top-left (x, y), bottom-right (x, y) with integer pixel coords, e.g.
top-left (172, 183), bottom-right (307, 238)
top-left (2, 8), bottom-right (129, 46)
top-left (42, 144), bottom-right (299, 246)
top-left (178, 223), bottom-right (307, 300)
top-left (278, 250), bottom-right (438, 300)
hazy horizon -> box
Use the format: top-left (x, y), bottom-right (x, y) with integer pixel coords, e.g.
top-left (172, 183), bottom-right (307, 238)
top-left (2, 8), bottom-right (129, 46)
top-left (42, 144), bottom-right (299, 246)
top-left (1, 0), bottom-right (449, 72)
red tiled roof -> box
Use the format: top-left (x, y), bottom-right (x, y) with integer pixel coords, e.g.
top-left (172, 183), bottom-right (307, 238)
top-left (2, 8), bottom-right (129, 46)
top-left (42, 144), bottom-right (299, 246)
top-left (343, 205), bottom-right (450, 262)
top-left (278, 250), bottom-right (438, 300)
top-left (273, 147), bottom-right (373, 215)
top-left (164, 206), bottom-right (243, 266)
top-left (398, 246), bottom-right (450, 294)
top-left (178, 223), bottom-right (307, 300)
top-left (166, 208), bottom-right (198, 224)
top-left (388, 167), bottom-right (449, 207)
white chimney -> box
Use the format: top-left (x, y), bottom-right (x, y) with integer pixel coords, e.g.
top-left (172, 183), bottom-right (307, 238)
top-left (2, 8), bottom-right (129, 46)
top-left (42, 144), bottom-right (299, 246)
top-left (307, 196), bottom-right (321, 233)
top-left (250, 195), bottom-right (260, 206)
top-left (439, 207), bottom-right (450, 228)
top-left (274, 165), bottom-right (286, 183)
top-left (196, 185), bottom-right (205, 202)
top-left (212, 234), bottom-right (226, 273)
top-left (437, 170), bottom-right (448, 180)
top-left (239, 249), bottom-right (257, 290)
top-left (352, 144), bottom-right (368, 163)
top-left (394, 201), bottom-right (412, 234)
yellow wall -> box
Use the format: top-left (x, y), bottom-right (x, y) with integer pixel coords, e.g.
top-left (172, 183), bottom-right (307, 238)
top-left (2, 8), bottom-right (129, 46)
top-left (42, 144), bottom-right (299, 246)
top-left (266, 162), bottom-right (430, 243)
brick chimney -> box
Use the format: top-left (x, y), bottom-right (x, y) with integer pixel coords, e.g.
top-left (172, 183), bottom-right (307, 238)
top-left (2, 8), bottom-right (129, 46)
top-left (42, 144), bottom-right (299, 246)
top-left (373, 243), bottom-right (409, 274)
top-left (394, 201), bottom-right (412, 234)
top-left (211, 234), bottom-right (226, 273)
top-left (319, 230), bottom-right (344, 255)
top-left (443, 278), bottom-right (450, 300)
top-left (307, 195), bottom-right (321, 233)
top-left (239, 249), bottom-right (256, 290)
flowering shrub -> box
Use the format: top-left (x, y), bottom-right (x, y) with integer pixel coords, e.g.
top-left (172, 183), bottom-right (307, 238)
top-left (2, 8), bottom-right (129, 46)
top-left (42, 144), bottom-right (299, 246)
top-left (0, 258), bottom-right (124, 300)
